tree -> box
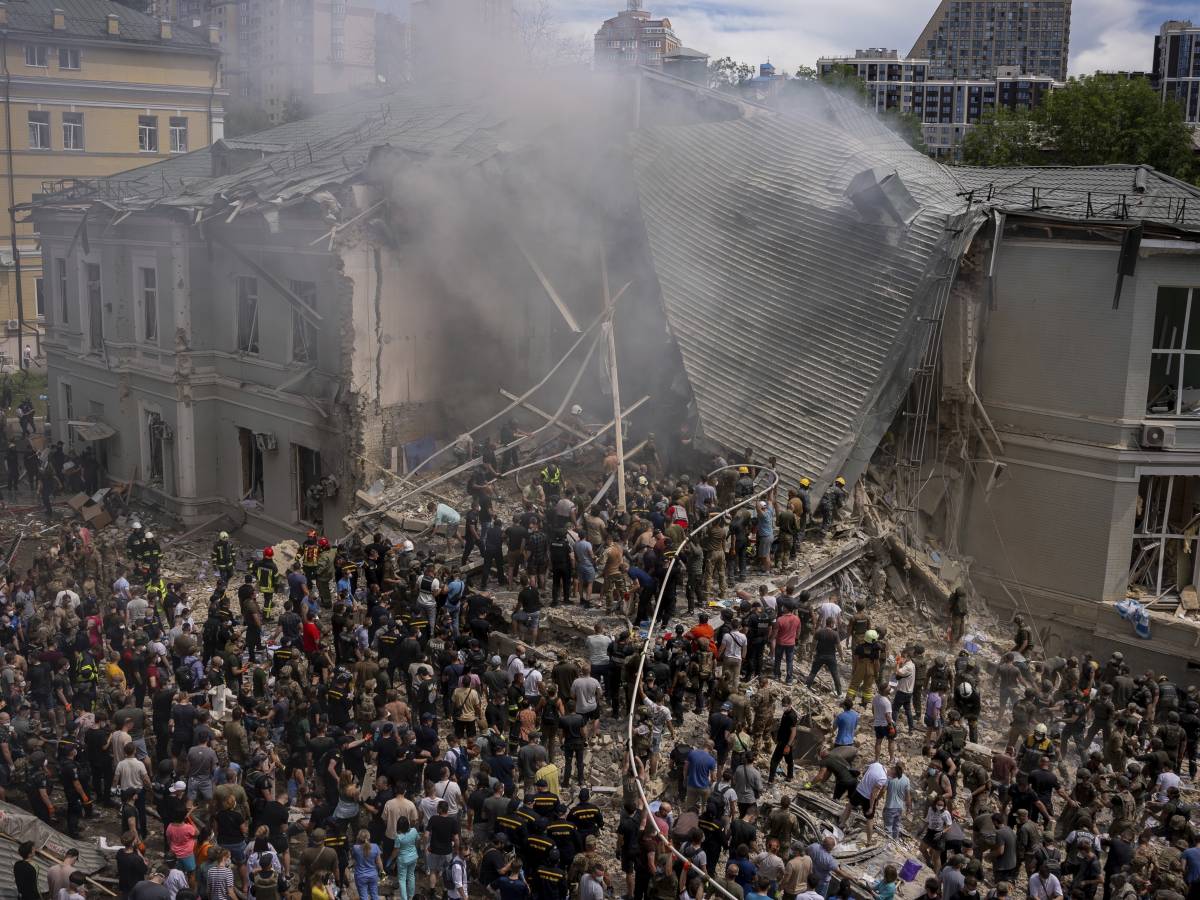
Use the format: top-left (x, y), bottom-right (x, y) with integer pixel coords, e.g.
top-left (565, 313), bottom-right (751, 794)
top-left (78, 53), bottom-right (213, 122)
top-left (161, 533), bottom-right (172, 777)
top-left (514, 0), bottom-right (590, 66)
top-left (793, 65), bottom-right (817, 81)
top-left (707, 57), bottom-right (754, 92)
top-left (960, 75), bottom-right (1196, 182)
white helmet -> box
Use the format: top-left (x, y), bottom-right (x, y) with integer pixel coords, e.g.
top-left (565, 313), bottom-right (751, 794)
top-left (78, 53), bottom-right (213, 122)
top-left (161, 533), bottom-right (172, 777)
top-left (959, 682), bottom-right (973, 697)
top-left (144, 531), bottom-right (154, 540)
top-left (219, 531), bottom-right (229, 540)
top-left (570, 404), bottom-right (582, 416)
top-left (402, 540), bottom-right (414, 552)
top-left (131, 521), bottom-right (143, 530)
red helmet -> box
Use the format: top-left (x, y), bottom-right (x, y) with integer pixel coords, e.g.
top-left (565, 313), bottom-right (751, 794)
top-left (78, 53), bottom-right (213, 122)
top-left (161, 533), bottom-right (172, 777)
top-left (263, 547), bottom-right (274, 558)
top-left (318, 537), bottom-right (330, 549)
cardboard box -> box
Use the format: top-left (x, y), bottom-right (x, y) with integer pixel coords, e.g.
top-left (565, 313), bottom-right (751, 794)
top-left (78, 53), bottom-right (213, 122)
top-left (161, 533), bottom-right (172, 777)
top-left (67, 493), bottom-right (91, 512)
top-left (81, 505), bottom-right (111, 529)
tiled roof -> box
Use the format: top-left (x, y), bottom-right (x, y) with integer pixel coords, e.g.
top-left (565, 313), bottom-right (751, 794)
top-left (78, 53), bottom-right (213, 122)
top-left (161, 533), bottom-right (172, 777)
top-left (6, 0), bottom-right (213, 48)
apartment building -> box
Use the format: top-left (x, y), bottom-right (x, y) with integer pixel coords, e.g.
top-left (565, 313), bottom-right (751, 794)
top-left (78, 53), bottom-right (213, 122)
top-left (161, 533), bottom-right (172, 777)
top-left (0, 0), bottom-right (223, 368)
top-left (1152, 20), bottom-right (1200, 127)
top-left (818, 50), bottom-right (1058, 157)
top-left (594, 0), bottom-right (680, 69)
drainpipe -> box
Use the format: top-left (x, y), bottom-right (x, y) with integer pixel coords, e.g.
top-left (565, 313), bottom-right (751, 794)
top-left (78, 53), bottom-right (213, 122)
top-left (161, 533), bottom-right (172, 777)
top-left (1, 27), bottom-right (28, 370)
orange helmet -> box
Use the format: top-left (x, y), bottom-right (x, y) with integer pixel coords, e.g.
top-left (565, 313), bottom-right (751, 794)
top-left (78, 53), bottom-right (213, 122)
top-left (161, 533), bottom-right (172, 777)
top-left (318, 537), bottom-right (330, 549)
top-left (263, 547), bottom-right (274, 558)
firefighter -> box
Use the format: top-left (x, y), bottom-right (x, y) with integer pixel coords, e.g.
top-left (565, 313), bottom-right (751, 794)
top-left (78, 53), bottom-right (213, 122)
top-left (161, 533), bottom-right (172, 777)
top-left (126, 520), bottom-right (146, 565)
top-left (540, 462), bottom-right (562, 497)
top-left (72, 648), bottom-right (99, 713)
top-left (254, 546), bottom-right (280, 617)
top-left (846, 629), bottom-right (881, 706)
top-left (145, 568), bottom-right (168, 623)
top-left (819, 476), bottom-right (848, 532)
top-left (140, 530), bottom-right (163, 575)
top-left (302, 529), bottom-right (321, 589)
top-left (212, 531), bottom-right (236, 584)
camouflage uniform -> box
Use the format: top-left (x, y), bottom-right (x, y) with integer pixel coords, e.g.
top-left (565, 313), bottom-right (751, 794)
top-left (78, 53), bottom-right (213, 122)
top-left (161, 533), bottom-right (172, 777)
top-left (751, 682), bottom-right (779, 754)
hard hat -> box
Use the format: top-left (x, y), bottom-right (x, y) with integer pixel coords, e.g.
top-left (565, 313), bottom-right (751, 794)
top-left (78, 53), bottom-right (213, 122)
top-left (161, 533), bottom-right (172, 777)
top-left (570, 404), bottom-right (582, 416)
top-left (865, 629), bottom-right (879, 642)
top-left (835, 476), bottom-right (847, 486)
top-left (637, 476), bottom-right (648, 486)
top-left (1035, 723), bottom-right (1048, 736)
top-left (144, 531), bottom-right (154, 540)
top-left (263, 547), bottom-right (274, 558)
top-left (738, 466), bottom-right (749, 474)
top-left (131, 520), bottom-right (143, 530)
top-left (959, 682), bottom-right (973, 697)
top-left (402, 540), bottom-right (414, 552)
top-left (318, 537), bottom-right (330, 549)
top-left (799, 478), bottom-right (811, 488)
top-left (219, 531), bottom-right (229, 540)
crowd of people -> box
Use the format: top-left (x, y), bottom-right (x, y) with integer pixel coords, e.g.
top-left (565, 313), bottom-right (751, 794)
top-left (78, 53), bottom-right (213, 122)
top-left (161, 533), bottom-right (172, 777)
top-left (0, 438), bottom-right (1198, 900)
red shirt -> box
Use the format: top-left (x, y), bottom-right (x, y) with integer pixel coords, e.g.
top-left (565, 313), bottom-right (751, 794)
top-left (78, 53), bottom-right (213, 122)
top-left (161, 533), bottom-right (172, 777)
top-left (301, 620), bottom-right (321, 654)
top-left (774, 612), bottom-right (800, 647)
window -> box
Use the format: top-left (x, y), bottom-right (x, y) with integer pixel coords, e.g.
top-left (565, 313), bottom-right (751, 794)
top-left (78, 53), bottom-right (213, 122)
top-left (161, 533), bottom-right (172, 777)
top-left (34, 278), bottom-right (45, 318)
top-left (1147, 287), bottom-right (1200, 416)
top-left (85, 262), bottom-right (103, 350)
top-left (139, 267), bottom-right (158, 341)
top-left (169, 117), bottom-right (188, 153)
top-left (290, 279), bottom-right (318, 364)
top-left (27, 112), bottom-right (50, 150)
top-left (58, 47), bottom-right (80, 70)
top-left (236, 275), bottom-right (259, 353)
top-left (24, 45), bottom-right (48, 67)
top-left (146, 411), bottom-right (165, 486)
top-left (296, 444), bottom-right (323, 524)
top-left (62, 382), bottom-right (74, 423)
top-left (62, 112), bottom-right (84, 150)
top-left (239, 427), bottom-right (264, 503)
top-left (1131, 474), bottom-right (1200, 597)
top-left (138, 115), bottom-right (158, 152)
top-left (56, 258), bottom-right (68, 324)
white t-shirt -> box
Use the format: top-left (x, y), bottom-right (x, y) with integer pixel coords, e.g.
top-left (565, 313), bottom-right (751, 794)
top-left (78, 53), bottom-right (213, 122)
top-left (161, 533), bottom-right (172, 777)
top-left (816, 601), bottom-right (841, 628)
top-left (523, 668), bottom-right (543, 698)
top-left (871, 694), bottom-right (893, 727)
top-left (894, 660), bottom-right (916, 693)
top-left (1029, 873), bottom-right (1063, 900)
top-left (1156, 770), bottom-right (1182, 802)
top-left (720, 630), bottom-right (747, 661)
top-left (584, 634), bottom-right (612, 667)
top-left (856, 761), bottom-right (888, 801)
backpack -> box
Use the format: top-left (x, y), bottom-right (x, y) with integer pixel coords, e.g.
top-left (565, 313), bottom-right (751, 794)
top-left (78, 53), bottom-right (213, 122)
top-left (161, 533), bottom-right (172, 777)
top-left (441, 857), bottom-right (462, 892)
top-left (175, 664), bottom-right (194, 691)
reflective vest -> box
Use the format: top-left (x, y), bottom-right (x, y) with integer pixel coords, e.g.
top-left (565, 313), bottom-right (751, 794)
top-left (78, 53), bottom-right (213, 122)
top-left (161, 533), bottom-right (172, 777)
top-left (303, 544), bottom-right (320, 568)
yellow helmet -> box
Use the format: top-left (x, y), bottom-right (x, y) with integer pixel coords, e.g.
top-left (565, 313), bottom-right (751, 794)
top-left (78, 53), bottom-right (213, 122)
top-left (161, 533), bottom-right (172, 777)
top-left (799, 477), bottom-right (811, 488)
top-left (738, 466), bottom-right (749, 475)
top-left (835, 476), bottom-right (846, 486)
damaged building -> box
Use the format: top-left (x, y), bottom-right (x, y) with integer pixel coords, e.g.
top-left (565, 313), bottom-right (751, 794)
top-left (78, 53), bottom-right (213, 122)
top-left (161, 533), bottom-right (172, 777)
top-left (26, 67), bottom-right (1200, 675)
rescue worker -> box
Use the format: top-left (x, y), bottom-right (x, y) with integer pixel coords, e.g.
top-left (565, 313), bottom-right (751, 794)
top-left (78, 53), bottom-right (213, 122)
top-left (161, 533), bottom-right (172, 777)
top-left (540, 462), bottom-right (563, 498)
top-left (212, 530), bottom-right (236, 585)
top-left (302, 529), bottom-right (321, 589)
top-left (846, 629), bottom-right (882, 706)
top-left (126, 520), bottom-right (146, 566)
top-left (144, 569), bottom-right (168, 623)
top-left (948, 587), bottom-right (968, 643)
top-left (793, 478), bottom-right (813, 540)
top-left (316, 537), bottom-right (336, 606)
top-left (254, 546), bottom-right (280, 617)
top-left (819, 476), bottom-right (849, 533)
top-left (702, 512), bottom-right (729, 599)
top-left (140, 530), bottom-right (163, 575)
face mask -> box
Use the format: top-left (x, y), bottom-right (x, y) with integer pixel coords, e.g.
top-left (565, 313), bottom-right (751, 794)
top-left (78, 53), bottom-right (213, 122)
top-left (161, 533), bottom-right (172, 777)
top-left (928, 767), bottom-right (938, 776)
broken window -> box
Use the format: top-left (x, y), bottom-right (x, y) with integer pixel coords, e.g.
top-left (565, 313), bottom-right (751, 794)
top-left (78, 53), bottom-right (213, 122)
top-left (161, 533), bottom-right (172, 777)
top-left (138, 115), bottom-right (158, 152)
top-left (239, 427), bottom-right (264, 504)
top-left (236, 275), bottom-right (259, 354)
top-left (1130, 474), bottom-right (1200, 597)
top-left (1147, 286), bottom-right (1200, 415)
top-left (146, 411), bottom-right (165, 486)
top-left (85, 262), bottom-right (103, 351)
top-left (139, 267), bottom-right (158, 342)
top-left (295, 444), bottom-right (323, 525)
top-left (289, 279), bottom-right (318, 365)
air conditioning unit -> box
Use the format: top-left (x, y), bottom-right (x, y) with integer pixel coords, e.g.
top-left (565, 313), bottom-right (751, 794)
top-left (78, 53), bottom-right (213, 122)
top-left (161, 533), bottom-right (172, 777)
top-left (4, 320), bottom-right (18, 333)
top-left (1140, 423), bottom-right (1177, 450)
top-left (254, 432), bottom-right (278, 452)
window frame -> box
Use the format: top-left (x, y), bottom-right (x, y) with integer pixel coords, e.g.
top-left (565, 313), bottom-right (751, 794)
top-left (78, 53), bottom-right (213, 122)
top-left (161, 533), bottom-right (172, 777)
top-left (27, 111), bottom-right (51, 150)
top-left (235, 275), bottom-right (260, 354)
top-left (34, 277), bottom-right (45, 319)
top-left (1130, 471), bottom-right (1200, 599)
top-left (62, 111), bottom-right (84, 151)
top-left (289, 279), bottom-right (318, 365)
top-left (84, 260), bottom-right (103, 352)
top-left (1147, 286), bottom-right (1200, 418)
top-left (58, 47), bottom-right (81, 70)
top-left (24, 45), bottom-right (48, 67)
top-left (55, 257), bottom-right (69, 325)
top-left (168, 116), bottom-right (188, 154)
top-left (137, 263), bottom-right (158, 343)
top-left (137, 115), bottom-right (159, 153)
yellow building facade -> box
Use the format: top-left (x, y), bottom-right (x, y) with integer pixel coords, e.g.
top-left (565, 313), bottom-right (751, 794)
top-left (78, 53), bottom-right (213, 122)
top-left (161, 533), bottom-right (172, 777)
top-left (0, 0), bottom-right (224, 367)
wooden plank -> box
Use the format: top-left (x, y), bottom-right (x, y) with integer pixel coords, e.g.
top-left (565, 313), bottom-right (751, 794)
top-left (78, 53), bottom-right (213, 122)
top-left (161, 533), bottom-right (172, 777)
top-left (1181, 586), bottom-right (1199, 611)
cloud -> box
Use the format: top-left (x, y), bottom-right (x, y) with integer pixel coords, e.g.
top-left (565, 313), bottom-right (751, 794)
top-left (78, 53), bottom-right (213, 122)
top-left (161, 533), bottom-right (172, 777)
top-left (556, 0), bottom-right (1197, 77)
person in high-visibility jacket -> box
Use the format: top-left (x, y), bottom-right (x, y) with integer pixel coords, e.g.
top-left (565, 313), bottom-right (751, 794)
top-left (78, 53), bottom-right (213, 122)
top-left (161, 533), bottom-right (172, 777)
top-left (253, 546), bottom-right (280, 617)
top-left (212, 531), bottom-right (236, 584)
top-left (145, 570), bottom-right (168, 621)
top-left (140, 531), bottom-right (163, 575)
top-left (301, 529), bottom-right (321, 588)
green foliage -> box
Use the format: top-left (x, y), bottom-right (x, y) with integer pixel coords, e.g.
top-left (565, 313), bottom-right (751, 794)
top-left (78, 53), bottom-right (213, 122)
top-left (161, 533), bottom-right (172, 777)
top-left (959, 75), bottom-right (1196, 182)
top-left (224, 104), bottom-right (273, 138)
top-left (792, 65), bottom-right (817, 81)
top-left (817, 64), bottom-right (869, 100)
top-left (707, 56), bottom-right (754, 92)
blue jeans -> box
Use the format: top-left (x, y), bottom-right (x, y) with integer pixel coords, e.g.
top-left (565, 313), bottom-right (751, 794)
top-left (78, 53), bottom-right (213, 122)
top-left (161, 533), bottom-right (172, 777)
top-left (773, 645), bottom-right (795, 682)
top-left (356, 873), bottom-right (379, 900)
top-left (883, 806), bottom-right (902, 839)
top-left (395, 859), bottom-right (417, 900)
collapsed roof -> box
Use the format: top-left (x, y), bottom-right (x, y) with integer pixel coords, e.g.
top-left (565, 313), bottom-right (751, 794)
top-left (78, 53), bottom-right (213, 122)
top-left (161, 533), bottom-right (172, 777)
top-left (30, 72), bottom-right (1200, 502)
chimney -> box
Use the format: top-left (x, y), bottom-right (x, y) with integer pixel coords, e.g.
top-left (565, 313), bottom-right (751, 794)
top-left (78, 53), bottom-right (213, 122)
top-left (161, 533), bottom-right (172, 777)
top-left (0, 4), bottom-right (8, 27)
top-left (52, 8), bottom-right (65, 30)
top-left (207, 24), bottom-right (220, 44)
top-left (159, 19), bottom-right (171, 39)
top-left (106, 13), bottom-right (119, 35)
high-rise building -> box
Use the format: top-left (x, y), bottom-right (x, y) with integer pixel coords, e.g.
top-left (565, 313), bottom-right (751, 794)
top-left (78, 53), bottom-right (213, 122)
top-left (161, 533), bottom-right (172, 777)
top-left (594, 0), bottom-right (680, 69)
top-left (1152, 20), bottom-right (1200, 127)
top-left (817, 50), bottom-right (1060, 158)
top-left (0, 0), bottom-right (224, 367)
top-left (910, 0), bottom-right (1072, 82)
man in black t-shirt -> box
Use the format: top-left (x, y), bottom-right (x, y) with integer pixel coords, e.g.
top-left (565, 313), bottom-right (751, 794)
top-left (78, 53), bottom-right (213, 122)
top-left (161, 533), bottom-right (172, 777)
top-left (427, 801), bottom-right (460, 892)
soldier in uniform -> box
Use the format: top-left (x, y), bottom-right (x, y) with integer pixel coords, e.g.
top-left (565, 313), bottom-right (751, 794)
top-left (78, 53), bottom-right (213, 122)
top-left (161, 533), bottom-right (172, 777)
top-left (750, 675), bottom-right (778, 756)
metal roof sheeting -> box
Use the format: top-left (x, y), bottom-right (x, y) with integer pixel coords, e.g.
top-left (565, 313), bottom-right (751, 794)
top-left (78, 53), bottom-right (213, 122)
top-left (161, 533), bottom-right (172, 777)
top-left (630, 92), bottom-right (977, 492)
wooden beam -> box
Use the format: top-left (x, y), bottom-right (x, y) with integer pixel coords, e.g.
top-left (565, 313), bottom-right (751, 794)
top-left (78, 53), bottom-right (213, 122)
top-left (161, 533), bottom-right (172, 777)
top-left (601, 248), bottom-right (626, 512)
top-left (516, 239), bottom-right (582, 333)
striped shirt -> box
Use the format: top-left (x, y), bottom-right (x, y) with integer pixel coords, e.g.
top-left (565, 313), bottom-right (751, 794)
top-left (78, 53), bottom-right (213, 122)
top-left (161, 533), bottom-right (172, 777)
top-left (206, 864), bottom-right (235, 900)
